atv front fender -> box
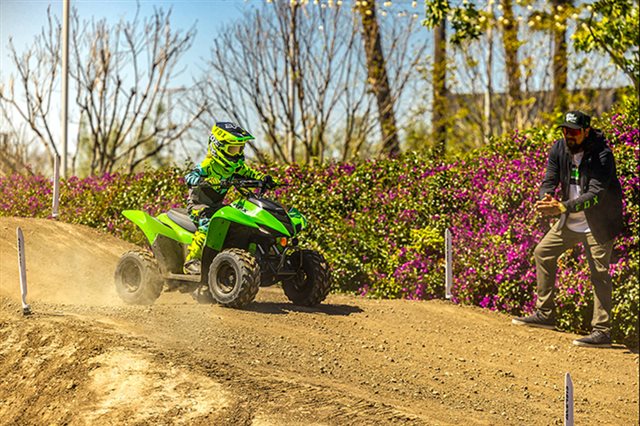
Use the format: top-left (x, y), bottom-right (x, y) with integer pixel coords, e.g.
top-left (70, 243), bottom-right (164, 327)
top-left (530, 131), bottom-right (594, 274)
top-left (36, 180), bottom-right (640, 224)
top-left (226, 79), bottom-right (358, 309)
top-left (123, 210), bottom-right (193, 245)
top-left (202, 206), bottom-right (261, 251)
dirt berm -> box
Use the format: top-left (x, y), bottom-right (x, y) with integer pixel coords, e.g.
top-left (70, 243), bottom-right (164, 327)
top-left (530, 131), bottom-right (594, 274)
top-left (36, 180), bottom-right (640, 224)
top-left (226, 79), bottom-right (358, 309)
top-left (0, 217), bottom-right (638, 425)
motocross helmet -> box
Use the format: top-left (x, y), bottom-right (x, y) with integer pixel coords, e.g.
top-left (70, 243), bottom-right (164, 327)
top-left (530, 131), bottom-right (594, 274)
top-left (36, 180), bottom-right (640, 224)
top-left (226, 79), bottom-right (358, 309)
top-left (208, 122), bottom-right (254, 165)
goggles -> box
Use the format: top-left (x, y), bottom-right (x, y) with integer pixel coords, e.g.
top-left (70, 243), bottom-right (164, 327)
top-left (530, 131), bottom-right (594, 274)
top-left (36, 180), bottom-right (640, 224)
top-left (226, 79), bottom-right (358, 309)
top-left (223, 143), bottom-right (244, 156)
top-left (210, 135), bottom-right (245, 157)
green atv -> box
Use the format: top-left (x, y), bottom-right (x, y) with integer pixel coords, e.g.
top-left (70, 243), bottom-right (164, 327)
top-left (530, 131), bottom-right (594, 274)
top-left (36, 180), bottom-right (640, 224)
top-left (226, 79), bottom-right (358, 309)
top-left (114, 178), bottom-right (331, 309)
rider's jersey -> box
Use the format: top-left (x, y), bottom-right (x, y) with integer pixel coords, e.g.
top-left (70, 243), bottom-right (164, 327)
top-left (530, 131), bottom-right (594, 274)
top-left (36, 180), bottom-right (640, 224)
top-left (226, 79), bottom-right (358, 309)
top-left (185, 154), bottom-right (265, 209)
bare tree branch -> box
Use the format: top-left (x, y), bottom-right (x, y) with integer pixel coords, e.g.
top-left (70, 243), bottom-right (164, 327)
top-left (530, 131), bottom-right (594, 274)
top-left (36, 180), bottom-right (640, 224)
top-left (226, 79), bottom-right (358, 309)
top-left (0, 7), bottom-right (61, 166)
top-left (68, 6), bottom-right (203, 174)
top-left (194, 3), bottom-right (423, 164)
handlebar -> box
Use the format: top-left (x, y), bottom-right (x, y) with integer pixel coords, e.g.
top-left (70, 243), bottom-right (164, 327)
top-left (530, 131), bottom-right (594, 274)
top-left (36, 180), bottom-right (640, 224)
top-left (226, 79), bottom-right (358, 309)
top-left (220, 178), bottom-right (286, 196)
top-left (222, 179), bottom-right (262, 189)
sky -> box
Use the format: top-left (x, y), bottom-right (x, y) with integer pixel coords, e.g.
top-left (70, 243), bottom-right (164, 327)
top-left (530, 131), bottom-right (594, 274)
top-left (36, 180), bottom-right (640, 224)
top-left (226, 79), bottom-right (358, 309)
top-left (1, 0), bottom-right (258, 86)
top-left (0, 0), bottom-right (424, 86)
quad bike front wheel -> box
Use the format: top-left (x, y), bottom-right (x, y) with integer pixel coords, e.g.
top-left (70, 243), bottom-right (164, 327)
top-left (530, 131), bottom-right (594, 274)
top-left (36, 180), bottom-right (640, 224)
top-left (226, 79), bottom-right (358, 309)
top-left (283, 250), bottom-right (331, 306)
top-left (114, 250), bottom-right (163, 305)
top-left (208, 248), bottom-right (260, 308)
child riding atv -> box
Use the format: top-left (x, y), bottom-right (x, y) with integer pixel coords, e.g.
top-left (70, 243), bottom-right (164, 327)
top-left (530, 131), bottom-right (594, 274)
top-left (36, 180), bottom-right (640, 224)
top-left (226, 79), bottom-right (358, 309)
top-left (184, 122), bottom-right (276, 274)
top-left (115, 120), bottom-right (331, 309)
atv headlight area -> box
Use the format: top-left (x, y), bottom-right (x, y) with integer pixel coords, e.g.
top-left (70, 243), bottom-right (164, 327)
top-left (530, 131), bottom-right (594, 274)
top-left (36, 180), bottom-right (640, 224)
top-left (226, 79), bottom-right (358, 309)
top-left (279, 237), bottom-right (300, 249)
top-left (256, 226), bottom-right (295, 247)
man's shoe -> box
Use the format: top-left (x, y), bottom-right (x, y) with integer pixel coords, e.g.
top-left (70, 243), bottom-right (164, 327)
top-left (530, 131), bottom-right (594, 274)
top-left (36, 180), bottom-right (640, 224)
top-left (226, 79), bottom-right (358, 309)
top-left (183, 259), bottom-right (201, 275)
top-left (572, 330), bottom-right (611, 348)
top-left (511, 311), bottom-right (556, 329)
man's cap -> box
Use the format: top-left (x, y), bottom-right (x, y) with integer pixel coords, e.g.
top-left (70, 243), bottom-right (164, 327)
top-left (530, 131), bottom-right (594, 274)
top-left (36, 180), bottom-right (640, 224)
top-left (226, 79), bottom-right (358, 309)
top-left (559, 110), bottom-right (591, 130)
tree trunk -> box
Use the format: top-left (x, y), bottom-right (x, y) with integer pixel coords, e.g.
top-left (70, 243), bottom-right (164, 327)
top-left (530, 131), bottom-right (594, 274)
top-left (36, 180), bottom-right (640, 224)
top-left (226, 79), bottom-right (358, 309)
top-left (484, 1), bottom-right (494, 144)
top-left (501, 0), bottom-right (521, 129)
top-left (432, 20), bottom-right (447, 157)
top-left (552, 0), bottom-right (570, 112)
top-left (358, 1), bottom-right (400, 157)
top-left (287, 3), bottom-right (299, 164)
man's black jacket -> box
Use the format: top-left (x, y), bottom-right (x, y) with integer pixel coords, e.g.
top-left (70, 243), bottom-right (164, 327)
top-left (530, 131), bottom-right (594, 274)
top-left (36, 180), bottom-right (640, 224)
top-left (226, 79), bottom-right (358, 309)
top-left (539, 129), bottom-right (624, 244)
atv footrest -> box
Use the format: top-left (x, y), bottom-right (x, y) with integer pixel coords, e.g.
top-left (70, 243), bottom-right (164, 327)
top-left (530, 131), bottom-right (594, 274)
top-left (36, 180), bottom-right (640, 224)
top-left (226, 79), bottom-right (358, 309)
top-left (165, 273), bottom-right (201, 282)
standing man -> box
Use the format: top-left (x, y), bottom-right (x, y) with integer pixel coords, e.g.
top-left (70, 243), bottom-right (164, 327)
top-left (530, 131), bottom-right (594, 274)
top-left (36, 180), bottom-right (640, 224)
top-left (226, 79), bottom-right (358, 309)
top-left (512, 111), bottom-right (624, 348)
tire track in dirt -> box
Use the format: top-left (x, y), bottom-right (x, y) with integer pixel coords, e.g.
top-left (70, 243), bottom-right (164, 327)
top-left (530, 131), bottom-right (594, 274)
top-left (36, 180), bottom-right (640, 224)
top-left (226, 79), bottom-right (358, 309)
top-left (0, 299), bottom-right (230, 425)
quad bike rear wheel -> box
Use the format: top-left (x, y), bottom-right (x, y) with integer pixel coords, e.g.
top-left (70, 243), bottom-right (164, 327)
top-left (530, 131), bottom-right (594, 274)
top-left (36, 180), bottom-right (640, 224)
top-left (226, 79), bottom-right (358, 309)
top-left (208, 248), bottom-right (260, 308)
top-left (114, 250), bottom-right (163, 305)
top-left (283, 250), bottom-right (331, 306)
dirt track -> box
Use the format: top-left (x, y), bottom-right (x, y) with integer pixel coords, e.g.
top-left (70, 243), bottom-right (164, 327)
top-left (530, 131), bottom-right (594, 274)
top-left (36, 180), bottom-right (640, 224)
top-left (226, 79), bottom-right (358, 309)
top-left (0, 217), bottom-right (638, 425)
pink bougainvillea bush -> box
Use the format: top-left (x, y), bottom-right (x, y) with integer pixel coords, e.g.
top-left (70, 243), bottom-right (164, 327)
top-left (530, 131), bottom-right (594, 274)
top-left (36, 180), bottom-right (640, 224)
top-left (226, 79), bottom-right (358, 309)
top-left (1, 99), bottom-right (637, 344)
top-left (0, 168), bottom-right (187, 245)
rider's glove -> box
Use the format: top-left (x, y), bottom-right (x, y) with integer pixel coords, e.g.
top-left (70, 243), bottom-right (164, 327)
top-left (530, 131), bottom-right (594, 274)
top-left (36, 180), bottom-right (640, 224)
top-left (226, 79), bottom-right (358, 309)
top-left (205, 176), bottom-right (231, 189)
top-left (185, 171), bottom-right (204, 187)
top-left (262, 175), bottom-right (277, 189)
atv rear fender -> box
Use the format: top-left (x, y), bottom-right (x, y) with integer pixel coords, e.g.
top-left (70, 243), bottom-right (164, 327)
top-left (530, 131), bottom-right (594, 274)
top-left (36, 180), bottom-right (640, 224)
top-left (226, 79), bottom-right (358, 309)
top-left (123, 210), bottom-right (193, 245)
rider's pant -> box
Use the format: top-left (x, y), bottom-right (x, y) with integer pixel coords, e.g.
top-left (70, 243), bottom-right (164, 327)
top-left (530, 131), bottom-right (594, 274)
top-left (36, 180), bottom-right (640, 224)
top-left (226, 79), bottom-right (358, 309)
top-left (185, 204), bottom-right (222, 262)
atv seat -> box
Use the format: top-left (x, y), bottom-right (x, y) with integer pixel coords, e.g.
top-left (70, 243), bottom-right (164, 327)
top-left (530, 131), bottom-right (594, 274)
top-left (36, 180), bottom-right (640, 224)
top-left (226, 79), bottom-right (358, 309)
top-left (167, 209), bottom-right (197, 233)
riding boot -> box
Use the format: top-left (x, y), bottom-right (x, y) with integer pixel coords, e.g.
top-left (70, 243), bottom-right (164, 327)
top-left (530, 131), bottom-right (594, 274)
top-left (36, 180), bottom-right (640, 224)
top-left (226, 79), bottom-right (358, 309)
top-left (184, 231), bottom-right (206, 274)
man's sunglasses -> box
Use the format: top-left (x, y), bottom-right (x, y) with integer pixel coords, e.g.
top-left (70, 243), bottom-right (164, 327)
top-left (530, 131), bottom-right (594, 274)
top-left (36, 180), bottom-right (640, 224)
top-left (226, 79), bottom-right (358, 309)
top-left (562, 127), bottom-right (583, 137)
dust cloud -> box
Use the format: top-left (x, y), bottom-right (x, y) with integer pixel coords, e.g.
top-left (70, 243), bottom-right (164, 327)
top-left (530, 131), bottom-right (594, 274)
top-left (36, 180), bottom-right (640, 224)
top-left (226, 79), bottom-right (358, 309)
top-left (0, 217), bottom-right (137, 306)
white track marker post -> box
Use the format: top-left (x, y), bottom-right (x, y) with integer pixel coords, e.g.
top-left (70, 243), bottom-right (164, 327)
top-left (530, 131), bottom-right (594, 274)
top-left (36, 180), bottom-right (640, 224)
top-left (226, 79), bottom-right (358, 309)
top-left (565, 372), bottom-right (574, 426)
top-left (445, 228), bottom-right (453, 299)
top-left (52, 154), bottom-right (60, 219)
top-left (17, 227), bottom-right (32, 316)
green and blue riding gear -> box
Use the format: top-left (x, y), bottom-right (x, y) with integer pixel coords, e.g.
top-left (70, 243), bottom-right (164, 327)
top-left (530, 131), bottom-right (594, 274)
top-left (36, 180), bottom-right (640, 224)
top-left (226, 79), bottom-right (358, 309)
top-left (184, 204), bottom-right (221, 265)
top-left (185, 169), bottom-right (204, 187)
top-left (183, 121), bottom-right (265, 268)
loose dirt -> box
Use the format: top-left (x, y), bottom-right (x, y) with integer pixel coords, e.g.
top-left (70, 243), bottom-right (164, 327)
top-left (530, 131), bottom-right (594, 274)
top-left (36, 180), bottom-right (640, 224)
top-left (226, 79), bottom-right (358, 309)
top-left (0, 217), bottom-right (638, 425)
